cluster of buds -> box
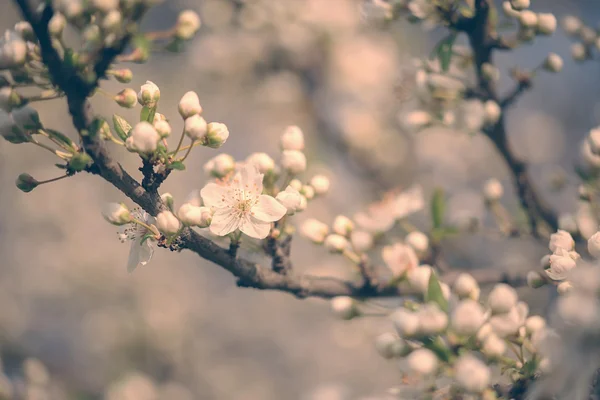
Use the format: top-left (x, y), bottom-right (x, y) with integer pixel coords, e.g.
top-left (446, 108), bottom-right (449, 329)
top-left (111, 82), bottom-right (230, 173)
top-left (332, 270), bottom-right (551, 398)
top-left (562, 15), bottom-right (600, 62)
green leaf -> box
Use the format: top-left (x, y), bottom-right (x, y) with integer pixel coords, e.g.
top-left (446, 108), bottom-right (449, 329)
top-left (425, 271), bottom-right (448, 312)
top-left (46, 129), bottom-right (75, 150)
top-left (88, 118), bottom-right (107, 138)
top-left (431, 187), bottom-right (445, 229)
top-left (113, 114), bottom-right (132, 141)
top-left (169, 161), bottom-right (186, 171)
top-left (68, 152), bottom-right (92, 171)
top-left (430, 33), bottom-right (457, 72)
top-left (422, 336), bottom-right (452, 363)
top-left (431, 226), bottom-right (459, 242)
top-left (140, 106), bottom-right (156, 124)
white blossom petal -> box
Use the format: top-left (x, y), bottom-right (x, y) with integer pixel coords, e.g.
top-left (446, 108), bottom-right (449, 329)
top-left (252, 194), bottom-right (287, 222)
top-left (240, 215), bottom-right (271, 239)
top-left (201, 182), bottom-right (231, 208)
top-left (127, 240), bottom-right (154, 273)
top-left (209, 208), bottom-right (241, 236)
top-left (396, 186), bottom-right (424, 219)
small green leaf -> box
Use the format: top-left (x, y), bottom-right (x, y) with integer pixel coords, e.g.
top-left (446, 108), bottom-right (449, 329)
top-left (165, 38), bottom-right (185, 52)
top-left (438, 33), bottom-right (457, 72)
top-left (431, 226), bottom-right (459, 242)
top-left (113, 114), bottom-right (132, 141)
top-left (169, 161), bottom-right (186, 171)
top-left (422, 336), bottom-right (452, 362)
top-left (425, 271), bottom-right (448, 312)
top-left (140, 106), bottom-right (156, 124)
top-left (46, 129), bottom-right (75, 149)
top-left (431, 187), bottom-right (445, 229)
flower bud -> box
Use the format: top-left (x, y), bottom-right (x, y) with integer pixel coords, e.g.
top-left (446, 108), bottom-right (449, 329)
top-left (454, 354), bottom-right (490, 393)
top-left (153, 120), bottom-right (171, 138)
top-left (205, 122), bottom-right (229, 148)
top-left (178, 91), bottom-right (202, 119)
top-left (246, 152), bottom-right (275, 174)
top-left (310, 175), bottom-right (330, 195)
top-left (281, 150), bottom-right (307, 174)
top-left (83, 25), bottom-right (101, 45)
top-left (543, 53), bottom-right (563, 73)
top-left (405, 231), bottom-right (429, 256)
top-left (536, 13), bottom-right (557, 35)
top-left (177, 203), bottom-right (212, 228)
top-left (137, 81), bottom-right (160, 107)
top-left (562, 15), bottom-right (582, 36)
top-left (418, 303), bottom-right (448, 335)
top-left (175, 10), bottom-right (201, 40)
top-left (481, 333), bottom-right (506, 358)
top-left (588, 231), bottom-right (600, 258)
top-left (518, 10), bottom-right (538, 28)
top-left (374, 333), bottom-right (405, 359)
top-left (156, 210), bottom-right (181, 235)
top-left (332, 215), bottom-right (354, 237)
top-left (184, 114), bottom-right (208, 140)
top-left (527, 271), bottom-right (546, 288)
top-left (115, 88), bottom-right (137, 108)
top-left (557, 281), bottom-right (573, 295)
top-left (102, 10), bottom-right (122, 33)
top-left (549, 229), bottom-right (574, 252)
top-left (501, 1), bottom-right (520, 18)
top-left (407, 349), bottom-right (438, 375)
top-left (0, 32), bottom-right (27, 69)
top-left (482, 178), bottom-right (503, 202)
top-left (579, 26), bottom-right (597, 45)
top-left (153, 113), bottom-right (167, 123)
top-left (330, 296), bottom-right (357, 320)
top-left (297, 195), bottom-right (308, 212)
top-left (588, 127), bottom-right (600, 155)
top-left (525, 315), bottom-right (546, 335)
top-left (276, 185), bottom-right (302, 215)
top-left (68, 152), bottom-right (92, 171)
top-left (112, 69), bottom-right (133, 83)
top-left (481, 63), bottom-right (500, 82)
top-left (488, 284), bottom-right (518, 314)
top-left (451, 300), bottom-right (486, 336)
top-left (300, 185), bottom-right (314, 200)
top-left (571, 42), bottom-right (587, 62)
top-left (161, 192), bottom-right (174, 210)
top-left (350, 230), bottom-right (373, 252)
top-left (324, 234), bottom-right (349, 253)
top-left (204, 154), bottom-right (235, 178)
top-left (407, 265), bottom-right (432, 294)
top-left (510, 0), bottom-right (529, 10)
top-left (125, 122), bottom-right (161, 154)
top-left (48, 13), bottom-right (67, 37)
top-left (483, 100), bottom-right (501, 125)
top-left (15, 173), bottom-right (38, 192)
top-left (452, 273), bottom-right (480, 300)
top-left (102, 202), bottom-right (132, 225)
top-left (280, 125), bottom-right (305, 150)
top-left (300, 218), bottom-right (329, 244)
top-left (14, 22), bottom-right (34, 42)
top-left (547, 249), bottom-right (576, 281)
top-left (391, 308), bottom-right (420, 338)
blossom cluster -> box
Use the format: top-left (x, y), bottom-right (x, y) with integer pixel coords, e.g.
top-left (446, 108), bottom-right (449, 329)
top-left (562, 15), bottom-right (600, 62)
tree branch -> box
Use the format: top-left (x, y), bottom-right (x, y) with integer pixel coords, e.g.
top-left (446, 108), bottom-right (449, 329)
top-left (15, 0), bottom-right (529, 301)
top-left (465, 0), bottom-right (558, 236)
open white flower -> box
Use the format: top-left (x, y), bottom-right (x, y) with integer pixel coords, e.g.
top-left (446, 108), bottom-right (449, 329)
top-left (395, 186), bottom-right (424, 219)
top-left (117, 209), bottom-right (156, 273)
top-left (201, 164), bottom-right (286, 239)
top-left (382, 243), bottom-right (419, 277)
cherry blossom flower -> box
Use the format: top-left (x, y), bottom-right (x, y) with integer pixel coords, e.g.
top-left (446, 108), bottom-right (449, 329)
top-left (201, 164), bottom-right (286, 239)
top-left (117, 209), bottom-right (156, 273)
top-left (382, 243), bottom-right (419, 277)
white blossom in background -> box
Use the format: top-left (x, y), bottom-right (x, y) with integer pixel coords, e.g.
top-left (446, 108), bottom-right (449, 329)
top-left (405, 231), bottom-right (429, 256)
top-left (487, 283), bottom-right (517, 314)
top-left (452, 273), bottom-right (480, 300)
top-left (407, 349), bottom-right (438, 375)
top-left (246, 152), bottom-right (275, 174)
top-left (453, 354), bottom-right (490, 393)
top-left (588, 231), bottom-right (600, 258)
top-left (391, 308), bottom-right (420, 338)
top-left (175, 10), bottom-right (201, 40)
top-left (178, 91), bottom-right (203, 118)
top-left (395, 186), bottom-right (424, 219)
top-left (406, 265), bottom-right (432, 294)
top-left (281, 150), bottom-right (307, 174)
top-left (280, 125), bottom-right (305, 150)
top-left (451, 299), bottom-right (486, 336)
top-left (204, 153), bottom-right (235, 178)
top-left (382, 243), bottom-right (418, 277)
top-left (549, 230), bottom-right (575, 252)
top-left (547, 248), bottom-right (577, 281)
top-left (0, 31), bottom-right (27, 69)
top-left (331, 297), bottom-right (357, 320)
top-left (201, 164), bottom-right (286, 239)
top-left (310, 175), bottom-right (330, 195)
top-left (300, 219), bottom-right (329, 244)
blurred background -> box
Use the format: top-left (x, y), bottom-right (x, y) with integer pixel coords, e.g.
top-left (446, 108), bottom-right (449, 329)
top-left (1, 0), bottom-right (600, 398)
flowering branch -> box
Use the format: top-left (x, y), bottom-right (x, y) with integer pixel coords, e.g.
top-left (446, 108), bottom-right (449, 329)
top-left (463, 0), bottom-right (559, 237)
